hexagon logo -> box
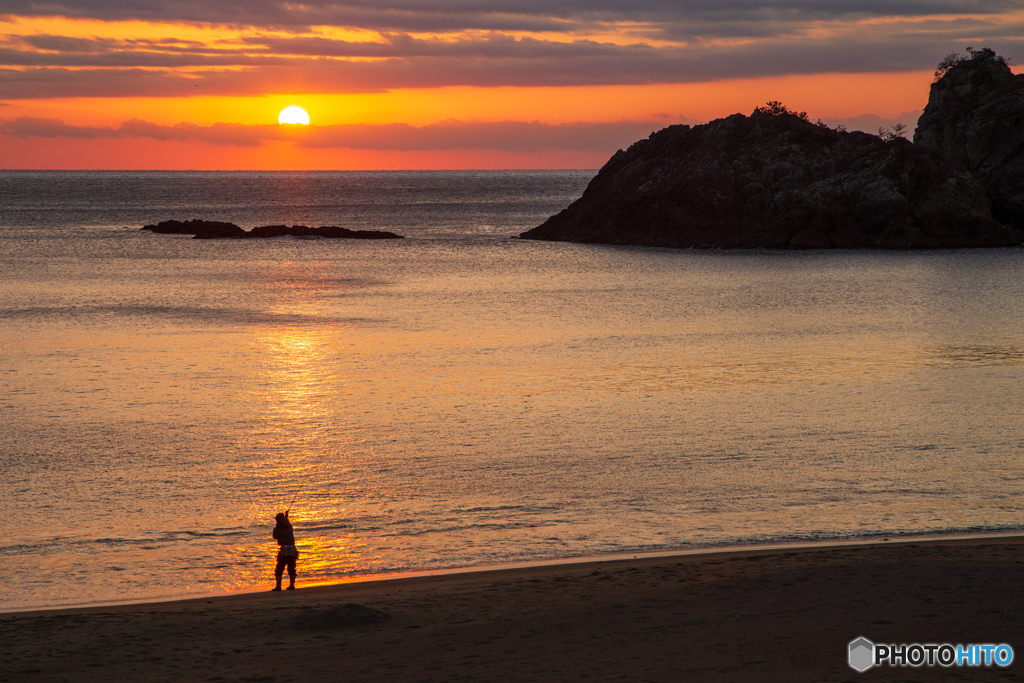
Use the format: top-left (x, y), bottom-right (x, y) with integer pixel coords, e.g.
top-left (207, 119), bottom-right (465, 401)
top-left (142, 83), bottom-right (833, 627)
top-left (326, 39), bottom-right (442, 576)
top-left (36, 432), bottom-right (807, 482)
top-left (849, 637), bottom-right (875, 672)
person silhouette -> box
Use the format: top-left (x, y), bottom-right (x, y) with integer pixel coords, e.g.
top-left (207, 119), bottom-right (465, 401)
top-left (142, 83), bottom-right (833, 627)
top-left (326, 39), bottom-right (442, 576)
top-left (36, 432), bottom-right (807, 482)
top-left (272, 510), bottom-right (298, 591)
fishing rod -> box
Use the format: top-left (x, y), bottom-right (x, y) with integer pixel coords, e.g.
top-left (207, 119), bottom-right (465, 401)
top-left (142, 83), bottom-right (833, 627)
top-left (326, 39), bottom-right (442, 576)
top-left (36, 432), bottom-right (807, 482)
top-left (284, 456), bottom-right (326, 517)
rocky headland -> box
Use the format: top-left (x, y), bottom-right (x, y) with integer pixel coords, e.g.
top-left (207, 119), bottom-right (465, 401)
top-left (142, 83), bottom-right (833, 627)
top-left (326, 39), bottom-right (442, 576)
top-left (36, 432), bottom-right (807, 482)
top-left (521, 48), bottom-right (1024, 249)
top-left (142, 219), bottom-right (403, 240)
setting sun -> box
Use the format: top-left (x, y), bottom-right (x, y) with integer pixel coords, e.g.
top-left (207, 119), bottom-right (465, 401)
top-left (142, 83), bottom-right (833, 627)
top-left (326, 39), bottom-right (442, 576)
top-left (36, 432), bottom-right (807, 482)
top-left (278, 106), bottom-right (310, 125)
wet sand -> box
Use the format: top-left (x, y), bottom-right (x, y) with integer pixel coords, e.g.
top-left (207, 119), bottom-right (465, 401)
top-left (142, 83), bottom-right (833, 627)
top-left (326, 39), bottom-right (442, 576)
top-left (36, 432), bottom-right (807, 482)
top-left (3, 537), bottom-right (1023, 682)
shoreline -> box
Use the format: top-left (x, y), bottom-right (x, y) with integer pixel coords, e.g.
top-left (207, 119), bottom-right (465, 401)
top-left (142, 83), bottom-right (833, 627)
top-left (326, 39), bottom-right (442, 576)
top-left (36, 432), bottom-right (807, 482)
top-left (9, 529), bottom-right (1022, 617)
top-left (3, 535), bottom-right (1021, 680)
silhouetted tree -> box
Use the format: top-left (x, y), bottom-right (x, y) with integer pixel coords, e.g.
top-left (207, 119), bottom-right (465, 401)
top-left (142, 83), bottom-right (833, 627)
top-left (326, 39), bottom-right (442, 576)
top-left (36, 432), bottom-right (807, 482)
top-left (754, 100), bottom-right (809, 121)
top-left (816, 118), bottom-right (847, 133)
top-left (878, 122), bottom-right (908, 141)
top-left (934, 46), bottom-right (1011, 81)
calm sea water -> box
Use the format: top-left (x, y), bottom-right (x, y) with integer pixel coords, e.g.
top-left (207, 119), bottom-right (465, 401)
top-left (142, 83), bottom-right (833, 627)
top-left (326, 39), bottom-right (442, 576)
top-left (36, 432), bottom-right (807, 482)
top-left (2, 170), bottom-right (1023, 612)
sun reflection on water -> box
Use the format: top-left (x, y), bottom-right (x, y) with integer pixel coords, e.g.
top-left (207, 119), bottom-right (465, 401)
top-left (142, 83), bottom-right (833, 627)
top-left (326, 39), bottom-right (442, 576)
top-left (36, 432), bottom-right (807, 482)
top-left (224, 254), bottom-right (395, 592)
top-left (241, 324), bottom-right (348, 583)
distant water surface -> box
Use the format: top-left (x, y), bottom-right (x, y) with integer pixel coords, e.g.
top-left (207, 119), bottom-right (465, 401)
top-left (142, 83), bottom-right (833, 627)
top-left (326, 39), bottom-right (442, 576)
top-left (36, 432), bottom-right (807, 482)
top-left (1, 170), bottom-right (1023, 611)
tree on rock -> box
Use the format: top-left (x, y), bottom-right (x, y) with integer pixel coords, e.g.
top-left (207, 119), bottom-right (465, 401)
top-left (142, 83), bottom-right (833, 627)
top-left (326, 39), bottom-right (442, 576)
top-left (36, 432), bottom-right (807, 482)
top-left (934, 46), bottom-right (1011, 81)
top-left (753, 101), bottom-right (809, 121)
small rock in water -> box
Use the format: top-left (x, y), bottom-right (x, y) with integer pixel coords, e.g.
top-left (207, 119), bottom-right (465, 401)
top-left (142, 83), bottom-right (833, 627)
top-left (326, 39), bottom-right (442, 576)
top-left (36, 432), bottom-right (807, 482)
top-left (141, 219), bottom-right (403, 240)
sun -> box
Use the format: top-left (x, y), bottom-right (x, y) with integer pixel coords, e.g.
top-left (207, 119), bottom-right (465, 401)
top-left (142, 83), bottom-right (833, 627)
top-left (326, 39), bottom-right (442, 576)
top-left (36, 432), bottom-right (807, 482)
top-left (278, 106), bottom-right (310, 125)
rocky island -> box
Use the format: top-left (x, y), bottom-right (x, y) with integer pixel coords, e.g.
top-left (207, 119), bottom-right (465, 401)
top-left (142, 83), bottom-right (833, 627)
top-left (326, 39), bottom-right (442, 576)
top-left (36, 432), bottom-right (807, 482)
top-left (521, 48), bottom-right (1024, 249)
top-left (142, 219), bottom-right (403, 240)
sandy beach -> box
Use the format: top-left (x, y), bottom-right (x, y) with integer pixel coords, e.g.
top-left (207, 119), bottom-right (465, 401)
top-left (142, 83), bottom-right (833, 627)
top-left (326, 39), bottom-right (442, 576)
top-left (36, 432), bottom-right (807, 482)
top-left (3, 536), bottom-right (1022, 682)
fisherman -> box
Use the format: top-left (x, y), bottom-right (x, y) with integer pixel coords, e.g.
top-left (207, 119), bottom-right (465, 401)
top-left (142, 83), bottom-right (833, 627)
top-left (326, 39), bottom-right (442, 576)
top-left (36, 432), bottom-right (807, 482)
top-left (272, 510), bottom-right (298, 591)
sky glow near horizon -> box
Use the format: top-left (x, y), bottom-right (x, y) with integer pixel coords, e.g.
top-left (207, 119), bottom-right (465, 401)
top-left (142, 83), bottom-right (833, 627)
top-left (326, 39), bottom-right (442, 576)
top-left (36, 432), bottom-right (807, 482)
top-left (1, 1), bottom-right (1022, 169)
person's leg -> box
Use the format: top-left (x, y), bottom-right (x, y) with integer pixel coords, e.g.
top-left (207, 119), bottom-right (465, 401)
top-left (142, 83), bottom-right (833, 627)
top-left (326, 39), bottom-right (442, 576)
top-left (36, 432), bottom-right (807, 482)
top-left (273, 555), bottom-right (285, 591)
top-left (286, 557), bottom-right (296, 589)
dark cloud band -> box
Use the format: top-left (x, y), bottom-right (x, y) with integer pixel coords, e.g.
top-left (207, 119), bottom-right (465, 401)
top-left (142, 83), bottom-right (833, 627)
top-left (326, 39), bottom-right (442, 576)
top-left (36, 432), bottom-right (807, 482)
top-left (1, 1), bottom-right (1021, 98)
top-left (0, 115), bottom-right (667, 152)
top-left (2, 1), bottom-right (1019, 30)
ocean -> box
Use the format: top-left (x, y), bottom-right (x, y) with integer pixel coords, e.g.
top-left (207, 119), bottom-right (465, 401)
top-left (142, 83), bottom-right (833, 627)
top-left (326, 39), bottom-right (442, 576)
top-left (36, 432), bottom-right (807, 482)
top-left (2, 170), bottom-right (1023, 612)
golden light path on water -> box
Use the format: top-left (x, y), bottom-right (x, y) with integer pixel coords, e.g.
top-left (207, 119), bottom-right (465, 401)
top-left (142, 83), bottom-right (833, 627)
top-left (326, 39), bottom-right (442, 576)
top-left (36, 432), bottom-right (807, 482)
top-left (222, 256), bottom-right (375, 592)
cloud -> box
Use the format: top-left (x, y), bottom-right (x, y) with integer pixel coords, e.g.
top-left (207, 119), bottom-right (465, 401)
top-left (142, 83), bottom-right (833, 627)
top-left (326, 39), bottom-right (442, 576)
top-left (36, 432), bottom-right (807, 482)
top-left (1, 32), bottom-right (635, 67)
top-left (117, 119), bottom-right (279, 146)
top-left (3, 30), bottom-right (1022, 100)
top-left (240, 32), bottom-right (630, 60)
top-left (0, 115), bottom-right (667, 152)
top-left (301, 119), bottom-right (665, 151)
top-left (0, 67), bottom-right (217, 98)
top-left (1, 1), bottom-right (1022, 99)
top-left (2, 1), bottom-right (1021, 31)
top-left (0, 116), bottom-right (121, 138)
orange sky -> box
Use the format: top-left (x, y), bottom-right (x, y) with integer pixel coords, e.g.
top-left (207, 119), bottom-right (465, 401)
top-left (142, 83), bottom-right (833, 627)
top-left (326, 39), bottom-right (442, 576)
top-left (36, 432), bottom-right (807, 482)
top-left (1, 7), bottom-right (1021, 169)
